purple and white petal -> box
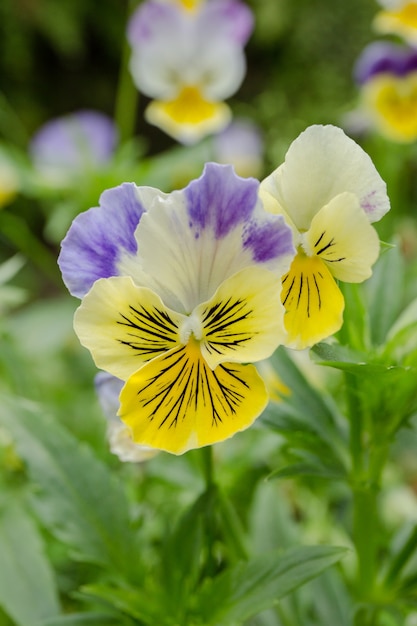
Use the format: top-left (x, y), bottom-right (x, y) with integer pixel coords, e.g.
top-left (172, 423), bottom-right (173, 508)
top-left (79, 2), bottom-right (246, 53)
top-left (197, 0), bottom-right (254, 45)
top-left (58, 183), bottom-right (146, 298)
top-left (128, 2), bottom-right (191, 98)
top-left (128, 0), bottom-right (250, 101)
top-left (135, 162), bottom-right (294, 313)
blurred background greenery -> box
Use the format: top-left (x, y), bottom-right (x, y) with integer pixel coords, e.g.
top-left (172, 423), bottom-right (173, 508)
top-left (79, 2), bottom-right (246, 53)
top-left (2, 2), bottom-right (417, 624)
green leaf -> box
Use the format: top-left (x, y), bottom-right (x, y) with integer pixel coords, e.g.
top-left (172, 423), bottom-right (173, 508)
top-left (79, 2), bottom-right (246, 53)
top-left (79, 585), bottom-right (165, 626)
top-left (262, 348), bottom-right (348, 473)
top-left (159, 488), bottom-right (208, 617)
top-left (41, 614), bottom-right (120, 626)
top-left (268, 461), bottom-right (345, 480)
top-left (194, 545), bottom-right (347, 626)
top-left (266, 347), bottom-right (344, 441)
top-left (0, 498), bottom-right (60, 626)
top-left (366, 242), bottom-right (404, 346)
top-left (0, 397), bottom-right (136, 581)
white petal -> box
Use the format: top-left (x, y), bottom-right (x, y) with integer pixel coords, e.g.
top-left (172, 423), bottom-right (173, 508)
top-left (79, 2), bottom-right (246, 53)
top-left (262, 124), bottom-right (390, 231)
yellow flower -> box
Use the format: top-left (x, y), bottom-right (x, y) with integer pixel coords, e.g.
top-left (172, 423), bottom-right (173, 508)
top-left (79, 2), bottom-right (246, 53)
top-left (374, 1), bottom-right (417, 45)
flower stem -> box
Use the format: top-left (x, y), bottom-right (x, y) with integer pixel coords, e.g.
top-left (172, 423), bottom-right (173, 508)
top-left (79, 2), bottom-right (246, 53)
top-left (201, 445), bottom-right (214, 490)
top-left (114, 0), bottom-right (140, 144)
top-left (346, 373), bottom-right (379, 606)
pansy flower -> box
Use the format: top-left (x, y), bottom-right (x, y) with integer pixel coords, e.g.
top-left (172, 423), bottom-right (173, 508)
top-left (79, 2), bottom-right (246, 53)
top-left (354, 41), bottom-right (417, 143)
top-left (30, 110), bottom-right (117, 184)
top-left (373, 1), bottom-right (417, 45)
top-left (127, 0), bottom-right (253, 144)
top-left (59, 163), bottom-right (294, 454)
top-left (95, 372), bottom-right (159, 463)
top-left (259, 125), bottom-right (390, 350)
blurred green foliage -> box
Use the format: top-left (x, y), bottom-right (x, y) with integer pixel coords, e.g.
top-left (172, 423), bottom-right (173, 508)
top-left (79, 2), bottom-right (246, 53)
top-left (2, 1), bottom-right (417, 625)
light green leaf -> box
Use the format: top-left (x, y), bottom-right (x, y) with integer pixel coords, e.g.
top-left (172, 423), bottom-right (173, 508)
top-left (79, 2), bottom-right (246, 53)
top-left (0, 397), bottom-right (136, 580)
top-left (41, 614), bottom-right (119, 626)
top-left (195, 545), bottom-right (347, 626)
top-left (268, 461), bottom-right (345, 481)
top-left (79, 585), bottom-right (165, 626)
top-left (0, 498), bottom-right (60, 626)
top-left (366, 242), bottom-right (404, 346)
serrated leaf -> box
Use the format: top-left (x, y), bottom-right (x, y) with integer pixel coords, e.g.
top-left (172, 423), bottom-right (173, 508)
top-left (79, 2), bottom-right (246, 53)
top-left (194, 545), bottom-right (347, 626)
top-left (0, 498), bottom-right (60, 626)
top-left (0, 397), bottom-right (136, 580)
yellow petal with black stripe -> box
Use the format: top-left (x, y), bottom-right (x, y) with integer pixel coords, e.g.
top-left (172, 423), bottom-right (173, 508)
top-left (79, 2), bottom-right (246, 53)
top-left (303, 192), bottom-right (380, 283)
top-left (74, 276), bottom-right (185, 379)
top-left (196, 267), bottom-right (287, 370)
top-left (281, 252), bottom-right (344, 349)
top-left (119, 339), bottom-right (268, 454)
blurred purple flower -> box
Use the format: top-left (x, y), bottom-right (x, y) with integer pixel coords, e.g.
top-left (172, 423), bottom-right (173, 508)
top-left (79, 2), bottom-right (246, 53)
top-left (353, 41), bottom-right (417, 142)
top-left (354, 41), bottom-right (417, 84)
top-left (30, 110), bottom-right (117, 181)
top-left (213, 119), bottom-right (264, 177)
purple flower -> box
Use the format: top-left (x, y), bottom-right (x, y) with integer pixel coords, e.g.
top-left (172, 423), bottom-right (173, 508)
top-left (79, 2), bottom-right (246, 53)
top-left (30, 110), bottom-right (117, 181)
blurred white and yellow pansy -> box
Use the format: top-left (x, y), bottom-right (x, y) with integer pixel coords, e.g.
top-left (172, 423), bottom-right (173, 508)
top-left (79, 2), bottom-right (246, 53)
top-left (127, 0), bottom-right (253, 144)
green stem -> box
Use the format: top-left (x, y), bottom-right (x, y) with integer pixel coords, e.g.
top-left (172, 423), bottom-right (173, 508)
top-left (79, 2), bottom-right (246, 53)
top-left (346, 372), bottom-right (363, 478)
top-left (200, 445), bottom-right (214, 490)
top-left (352, 485), bottom-right (378, 600)
top-left (217, 489), bottom-right (249, 561)
top-left (346, 372), bottom-right (379, 605)
top-left (114, 0), bottom-right (140, 144)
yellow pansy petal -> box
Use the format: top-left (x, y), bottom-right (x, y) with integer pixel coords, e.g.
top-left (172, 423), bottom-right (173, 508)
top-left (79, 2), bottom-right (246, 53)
top-left (194, 267), bottom-right (287, 370)
top-left (119, 340), bottom-right (268, 454)
top-left (303, 192), bottom-right (380, 283)
top-left (74, 276), bottom-right (184, 379)
top-left (281, 253), bottom-right (345, 350)
top-left (145, 86), bottom-right (231, 144)
top-left (362, 73), bottom-right (417, 142)
top-left (374, 3), bottom-right (417, 42)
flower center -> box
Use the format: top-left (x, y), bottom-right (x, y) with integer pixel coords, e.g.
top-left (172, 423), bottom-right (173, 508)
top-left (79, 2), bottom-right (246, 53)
top-left (179, 312), bottom-right (203, 345)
